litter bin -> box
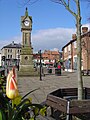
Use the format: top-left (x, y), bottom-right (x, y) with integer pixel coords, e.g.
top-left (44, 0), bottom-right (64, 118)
top-left (48, 68), bottom-right (52, 74)
top-left (55, 68), bottom-right (61, 75)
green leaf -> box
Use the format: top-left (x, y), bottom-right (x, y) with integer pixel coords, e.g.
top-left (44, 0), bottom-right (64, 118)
top-left (30, 117), bottom-right (34, 120)
top-left (40, 106), bottom-right (47, 116)
top-left (1, 86), bottom-right (6, 93)
top-left (0, 93), bottom-right (10, 108)
top-left (0, 110), bottom-right (2, 120)
top-left (34, 107), bottom-right (39, 116)
top-left (7, 102), bottom-right (14, 120)
top-left (16, 98), bottom-right (31, 110)
top-left (12, 103), bottom-right (43, 120)
top-left (12, 95), bottom-right (22, 108)
top-left (0, 109), bottom-right (6, 120)
top-left (11, 99), bottom-right (31, 120)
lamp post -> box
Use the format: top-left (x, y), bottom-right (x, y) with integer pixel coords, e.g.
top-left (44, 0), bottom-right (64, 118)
top-left (38, 50), bottom-right (42, 81)
top-left (17, 50), bottom-right (19, 71)
top-left (2, 56), bottom-right (7, 76)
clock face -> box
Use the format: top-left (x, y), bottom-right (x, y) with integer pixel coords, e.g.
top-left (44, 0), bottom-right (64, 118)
top-left (24, 20), bottom-right (29, 26)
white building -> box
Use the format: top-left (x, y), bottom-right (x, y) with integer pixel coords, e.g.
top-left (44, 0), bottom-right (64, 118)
top-left (1, 41), bottom-right (21, 67)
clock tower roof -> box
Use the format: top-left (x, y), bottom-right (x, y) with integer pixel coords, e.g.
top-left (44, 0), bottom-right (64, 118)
top-left (21, 8), bottom-right (32, 22)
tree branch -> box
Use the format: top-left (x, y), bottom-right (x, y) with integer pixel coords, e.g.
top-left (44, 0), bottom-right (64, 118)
top-left (22, 0), bottom-right (40, 6)
top-left (50, 0), bottom-right (77, 18)
top-left (62, 0), bottom-right (77, 18)
top-left (50, 0), bottom-right (64, 5)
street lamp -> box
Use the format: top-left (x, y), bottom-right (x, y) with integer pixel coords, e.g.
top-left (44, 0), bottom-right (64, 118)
top-left (38, 50), bottom-right (42, 81)
top-left (17, 50), bottom-right (19, 71)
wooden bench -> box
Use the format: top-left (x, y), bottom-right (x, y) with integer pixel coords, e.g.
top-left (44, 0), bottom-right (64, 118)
top-left (46, 87), bottom-right (90, 120)
top-left (82, 70), bottom-right (90, 76)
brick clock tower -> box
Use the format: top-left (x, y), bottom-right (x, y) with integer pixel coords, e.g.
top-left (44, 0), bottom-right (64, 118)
top-left (18, 8), bottom-right (38, 76)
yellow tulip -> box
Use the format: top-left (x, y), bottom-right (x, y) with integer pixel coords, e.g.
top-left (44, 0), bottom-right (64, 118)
top-left (6, 67), bottom-right (19, 99)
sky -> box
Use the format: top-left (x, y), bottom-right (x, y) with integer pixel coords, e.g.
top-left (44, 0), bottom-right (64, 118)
top-left (0, 0), bottom-right (90, 52)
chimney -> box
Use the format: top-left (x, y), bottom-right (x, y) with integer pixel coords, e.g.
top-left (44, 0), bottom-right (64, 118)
top-left (12, 41), bottom-right (14, 45)
top-left (82, 27), bottom-right (88, 33)
top-left (72, 34), bottom-right (76, 40)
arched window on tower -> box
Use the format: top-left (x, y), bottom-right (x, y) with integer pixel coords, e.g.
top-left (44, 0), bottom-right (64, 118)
top-left (25, 33), bottom-right (28, 45)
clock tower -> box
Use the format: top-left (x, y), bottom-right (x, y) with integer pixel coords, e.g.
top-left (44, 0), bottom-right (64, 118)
top-left (18, 8), bottom-right (38, 76)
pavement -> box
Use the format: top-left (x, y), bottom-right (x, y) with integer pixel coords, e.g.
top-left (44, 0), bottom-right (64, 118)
top-left (17, 69), bottom-right (90, 119)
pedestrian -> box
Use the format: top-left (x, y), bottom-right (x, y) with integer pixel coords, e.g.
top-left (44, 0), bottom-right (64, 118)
top-left (57, 63), bottom-right (61, 69)
top-left (57, 63), bottom-right (61, 75)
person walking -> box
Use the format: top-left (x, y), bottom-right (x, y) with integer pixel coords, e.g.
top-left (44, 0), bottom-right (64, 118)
top-left (57, 63), bottom-right (61, 75)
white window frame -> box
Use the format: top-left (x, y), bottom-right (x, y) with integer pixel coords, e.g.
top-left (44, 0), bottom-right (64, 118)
top-left (64, 47), bottom-right (67, 53)
top-left (68, 44), bottom-right (71, 51)
top-left (74, 41), bottom-right (77, 48)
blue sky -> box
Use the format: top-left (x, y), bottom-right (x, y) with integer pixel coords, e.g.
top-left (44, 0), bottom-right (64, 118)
top-left (0, 0), bottom-right (90, 52)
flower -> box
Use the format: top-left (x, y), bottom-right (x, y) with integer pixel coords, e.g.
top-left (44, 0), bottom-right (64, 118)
top-left (6, 67), bottom-right (19, 99)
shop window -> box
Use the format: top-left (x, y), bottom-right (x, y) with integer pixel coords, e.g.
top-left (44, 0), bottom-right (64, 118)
top-left (8, 55), bottom-right (9, 58)
top-left (10, 49), bottom-right (12, 52)
top-left (10, 55), bottom-right (12, 58)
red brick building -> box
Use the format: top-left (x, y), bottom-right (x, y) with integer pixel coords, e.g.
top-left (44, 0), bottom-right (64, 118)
top-left (33, 50), bottom-right (61, 67)
top-left (62, 27), bottom-right (90, 72)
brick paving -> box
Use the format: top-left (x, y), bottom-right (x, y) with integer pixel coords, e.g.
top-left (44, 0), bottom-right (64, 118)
top-left (18, 70), bottom-right (90, 103)
top-left (17, 70), bottom-right (90, 119)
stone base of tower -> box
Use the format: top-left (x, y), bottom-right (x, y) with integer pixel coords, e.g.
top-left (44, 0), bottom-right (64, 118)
top-left (17, 65), bottom-right (39, 77)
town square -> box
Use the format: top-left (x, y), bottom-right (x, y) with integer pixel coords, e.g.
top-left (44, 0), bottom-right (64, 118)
top-left (0, 0), bottom-right (90, 120)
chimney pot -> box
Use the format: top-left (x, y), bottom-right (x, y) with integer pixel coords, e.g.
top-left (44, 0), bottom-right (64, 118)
top-left (82, 27), bottom-right (88, 33)
top-left (72, 34), bottom-right (76, 40)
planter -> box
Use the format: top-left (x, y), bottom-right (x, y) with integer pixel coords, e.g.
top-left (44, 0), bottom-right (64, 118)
top-left (55, 68), bottom-right (61, 75)
top-left (46, 87), bottom-right (90, 120)
top-left (48, 68), bottom-right (52, 74)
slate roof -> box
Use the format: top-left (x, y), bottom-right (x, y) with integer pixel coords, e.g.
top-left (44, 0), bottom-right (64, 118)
top-left (2, 41), bottom-right (22, 49)
top-left (62, 31), bottom-right (90, 51)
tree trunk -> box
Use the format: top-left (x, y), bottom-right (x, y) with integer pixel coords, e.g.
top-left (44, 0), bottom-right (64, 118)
top-left (76, 0), bottom-right (83, 100)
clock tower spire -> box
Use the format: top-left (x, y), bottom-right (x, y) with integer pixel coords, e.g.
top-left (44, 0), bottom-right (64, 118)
top-left (25, 7), bottom-right (28, 17)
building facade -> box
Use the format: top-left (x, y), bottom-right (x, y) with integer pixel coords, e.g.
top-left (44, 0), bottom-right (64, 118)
top-left (33, 50), bottom-right (61, 67)
top-left (1, 41), bottom-right (21, 67)
top-left (1, 40), bottom-right (61, 69)
top-left (62, 27), bottom-right (90, 72)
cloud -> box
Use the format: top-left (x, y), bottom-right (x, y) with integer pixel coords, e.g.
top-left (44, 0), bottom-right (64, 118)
top-left (0, 36), bottom-right (22, 49)
top-left (1, 24), bottom-right (90, 52)
top-left (32, 27), bottom-right (75, 52)
top-left (1, 27), bottom-right (75, 52)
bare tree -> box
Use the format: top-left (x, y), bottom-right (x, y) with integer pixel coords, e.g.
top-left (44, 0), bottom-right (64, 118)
top-left (49, 0), bottom-right (83, 100)
top-left (18, 0), bottom-right (39, 6)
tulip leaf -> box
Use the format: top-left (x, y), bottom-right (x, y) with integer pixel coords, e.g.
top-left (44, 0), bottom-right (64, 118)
top-left (0, 111), bottom-right (2, 120)
top-left (40, 106), bottom-right (47, 116)
top-left (0, 110), bottom-right (6, 120)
